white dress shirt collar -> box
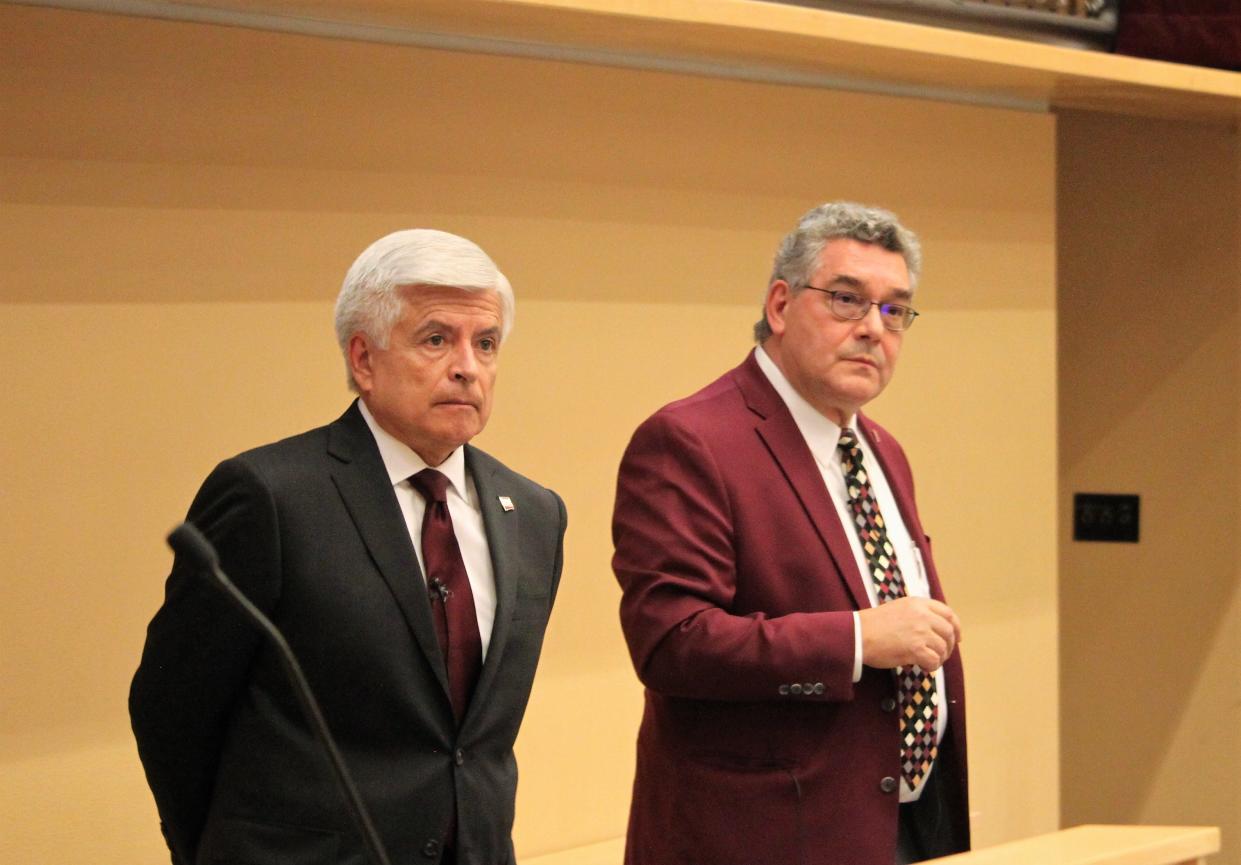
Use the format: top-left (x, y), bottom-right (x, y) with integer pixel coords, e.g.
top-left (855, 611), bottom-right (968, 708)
top-left (754, 345), bottom-right (855, 458)
top-left (356, 399), bottom-right (468, 495)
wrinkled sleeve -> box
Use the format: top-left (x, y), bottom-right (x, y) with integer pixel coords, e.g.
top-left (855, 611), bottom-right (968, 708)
top-left (611, 411), bottom-right (856, 703)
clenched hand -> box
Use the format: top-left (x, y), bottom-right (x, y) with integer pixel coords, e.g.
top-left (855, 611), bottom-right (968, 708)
top-left (858, 597), bottom-right (961, 671)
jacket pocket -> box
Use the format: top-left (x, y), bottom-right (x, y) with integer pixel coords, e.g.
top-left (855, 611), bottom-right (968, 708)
top-left (198, 816), bottom-right (341, 865)
top-left (671, 754), bottom-right (804, 865)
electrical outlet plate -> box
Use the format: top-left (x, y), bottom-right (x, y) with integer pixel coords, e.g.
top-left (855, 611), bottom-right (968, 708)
top-left (1072, 493), bottom-right (1140, 543)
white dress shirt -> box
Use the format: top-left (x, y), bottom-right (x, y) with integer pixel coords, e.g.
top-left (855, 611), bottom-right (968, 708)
top-left (358, 400), bottom-right (498, 659)
top-left (755, 347), bottom-right (946, 800)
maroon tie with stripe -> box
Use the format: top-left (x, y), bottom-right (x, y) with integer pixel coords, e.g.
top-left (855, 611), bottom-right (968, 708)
top-left (410, 469), bottom-right (482, 725)
top-left (838, 428), bottom-right (939, 789)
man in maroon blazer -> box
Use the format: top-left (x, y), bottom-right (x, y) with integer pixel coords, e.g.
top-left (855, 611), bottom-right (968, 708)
top-left (612, 202), bottom-right (968, 865)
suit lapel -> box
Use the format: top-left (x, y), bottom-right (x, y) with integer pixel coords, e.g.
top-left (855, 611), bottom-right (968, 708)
top-left (733, 353), bottom-right (872, 612)
top-left (461, 446), bottom-right (519, 728)
top-left (326, 403), bottom-right (451, 698)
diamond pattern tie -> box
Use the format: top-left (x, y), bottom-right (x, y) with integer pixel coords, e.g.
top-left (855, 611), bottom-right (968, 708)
top-left (410, 469), bottom-right (482, 725)
top-left (838, 428), bottom-right (938, 789)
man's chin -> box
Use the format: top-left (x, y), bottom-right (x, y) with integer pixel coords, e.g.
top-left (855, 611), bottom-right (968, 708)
top-left (430, 419), bottom-right (485, 448)
top-left (825, 384), bottom-right (884, 416)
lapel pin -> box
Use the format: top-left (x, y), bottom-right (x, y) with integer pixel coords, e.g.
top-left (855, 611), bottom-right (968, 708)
top-left (498, 495), bottom-right (515, 512)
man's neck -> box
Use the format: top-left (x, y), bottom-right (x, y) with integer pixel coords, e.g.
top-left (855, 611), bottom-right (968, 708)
top-left (757, 341), bottom-right (853, 427)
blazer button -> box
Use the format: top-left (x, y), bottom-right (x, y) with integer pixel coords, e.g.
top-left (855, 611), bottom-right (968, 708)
top-left (422, 839), bottom-right (441, 858)
top-left (880, 776), bottom-right (899, 794)
top-left (880, 697), bottom-right (897, 713)
top-left (790, 683), bottom-right (803, 695)
top-left (778, 684), bottom-right (790, 696)
top-left (812, 683), bottom-right (825, 695)
top-left (454, 748), bottom-right (466, 766)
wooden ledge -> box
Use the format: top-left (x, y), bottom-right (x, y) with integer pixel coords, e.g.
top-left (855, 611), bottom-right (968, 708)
top-left (933, 825), bottom-right (1221, 865)
top-left (23, 0), bottom-right (1241, 124)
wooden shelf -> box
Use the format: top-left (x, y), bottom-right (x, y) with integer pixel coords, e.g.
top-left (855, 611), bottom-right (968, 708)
top-left (39, 0), bottom-right (1241, 124)
top-left (934, 824), bottom-right (1221, 865)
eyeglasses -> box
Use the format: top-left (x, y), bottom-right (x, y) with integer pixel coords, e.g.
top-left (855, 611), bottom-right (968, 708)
top-left (801, 285), bottom-right (919, 332)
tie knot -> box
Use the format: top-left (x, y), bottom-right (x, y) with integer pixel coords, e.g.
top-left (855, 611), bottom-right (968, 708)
top-left (410, 468), bottom-right (450, 504)
top-left (837, 428), bottom-right (859, 451)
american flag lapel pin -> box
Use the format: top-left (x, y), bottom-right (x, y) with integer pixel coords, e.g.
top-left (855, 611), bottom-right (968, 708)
top-left (498, 495), bottom-right (515, 512)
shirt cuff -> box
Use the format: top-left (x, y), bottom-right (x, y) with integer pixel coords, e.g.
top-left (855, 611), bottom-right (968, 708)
top-left (852, 610), bottom-right (863, 682)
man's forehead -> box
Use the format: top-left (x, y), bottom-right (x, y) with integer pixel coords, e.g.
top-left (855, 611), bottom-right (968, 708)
top-left (814, 239), bottom-right (911, 293)
top-left (399, 282), bottom-right (497, 299)
top-left (400, 284), bottom-right (502, 313)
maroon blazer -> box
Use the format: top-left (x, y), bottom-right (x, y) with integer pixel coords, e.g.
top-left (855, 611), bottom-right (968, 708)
top-left (612, 351), bottom-right (968, 865)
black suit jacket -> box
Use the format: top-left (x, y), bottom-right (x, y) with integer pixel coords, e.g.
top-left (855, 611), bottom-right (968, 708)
top-left (130, 402), bottom-right (567, 865)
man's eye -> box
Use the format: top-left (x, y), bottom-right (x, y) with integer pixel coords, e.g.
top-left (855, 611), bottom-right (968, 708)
top-left (479, 337), bottom-right (497, 352)
top-left (427, 334), bottom-right (445, 346)
top-left (835, 291), bottom-right (864, 307)
top-left (881, 303), bottom-right (908, 317)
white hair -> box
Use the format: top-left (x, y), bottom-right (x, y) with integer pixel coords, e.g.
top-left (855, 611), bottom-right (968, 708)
top-left (334, 229), bottom-right (515, 391)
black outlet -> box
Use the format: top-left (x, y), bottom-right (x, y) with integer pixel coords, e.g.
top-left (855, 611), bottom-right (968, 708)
top-left (1073, 493), bottom-right (1140, 543)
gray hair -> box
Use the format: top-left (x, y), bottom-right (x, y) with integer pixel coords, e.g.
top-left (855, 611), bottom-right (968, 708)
top-left (334, 229), bottom-right (515, 391)
top-left (754, 202), bottom-right (921, 342)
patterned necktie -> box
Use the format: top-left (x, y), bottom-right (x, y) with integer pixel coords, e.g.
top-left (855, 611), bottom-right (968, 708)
top-left (410, 469), bottom-right (482, 724)
top-left (837, 428), bottom-right (938, 789)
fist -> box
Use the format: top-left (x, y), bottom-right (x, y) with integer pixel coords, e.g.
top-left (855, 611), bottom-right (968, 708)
top-left (858, 596), bottom-right (961, 672)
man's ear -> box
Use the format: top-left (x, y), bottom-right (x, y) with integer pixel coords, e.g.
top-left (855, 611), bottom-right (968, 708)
top-left (765, 280), bottom-right (793, 337)
top-left (347, 333), bottom-right (375, 393)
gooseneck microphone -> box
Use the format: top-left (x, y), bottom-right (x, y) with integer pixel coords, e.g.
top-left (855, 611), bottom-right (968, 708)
top-left (166, 522), bottom-right (394, 865)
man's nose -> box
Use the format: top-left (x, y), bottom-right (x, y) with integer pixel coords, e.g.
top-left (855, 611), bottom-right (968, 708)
top-left (854, 302), bottom-right (886, 338)
top-left (450, 340), bottom-right (479, 382)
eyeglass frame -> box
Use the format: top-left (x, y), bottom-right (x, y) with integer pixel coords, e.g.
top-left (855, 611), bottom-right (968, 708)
top-left (798, 284), bottom-right (920, 332)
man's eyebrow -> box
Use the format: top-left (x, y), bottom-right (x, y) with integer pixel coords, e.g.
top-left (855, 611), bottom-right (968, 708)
top-left (413, 319), bottom-right (457, 335)
top-left (824, 274), bottom-right (865, 290)
top-left (824, 274), bottom-right (912, 301)
top-left (413, 320), bottom-right (503, 340)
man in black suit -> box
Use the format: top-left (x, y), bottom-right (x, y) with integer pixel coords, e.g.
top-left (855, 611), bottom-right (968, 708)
top-left (130, 229), bottom-right (567, 865)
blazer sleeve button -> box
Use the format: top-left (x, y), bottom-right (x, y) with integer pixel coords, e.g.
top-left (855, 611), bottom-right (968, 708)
top-left (790, 683), bottom-right (803, 695)
top-left (778, 684), bottom-right (790, 696)
top-left (880, 697), bottom-right (897, 712)
top-left (422, 839), bottom-right (442, 858)
top-left (802, 682), bottom-right (815, 694)
top-left (880, 776), bottom-right (899, 794)
top-left (812, 682), bottom-right (825, 695)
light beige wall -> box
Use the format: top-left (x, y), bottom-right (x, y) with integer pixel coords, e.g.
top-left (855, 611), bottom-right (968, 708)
top-left (1, 5), bottom-right (1057, 861)
top-left (1057, 110), bottom-right (1241, 863)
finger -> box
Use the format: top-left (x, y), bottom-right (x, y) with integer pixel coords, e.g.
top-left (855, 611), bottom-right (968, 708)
top-left (946, 607), bottom-right (962, 643)
top-left (925, 631), bottom-right (948, 665)
top-left (938, 630), bottom-right (956, 662)
top-left (927, 600), bottom-right (963, 643)
top-left (913, 645), bottom-right (942, 672)
top-left (927, 613), bottom-right (956, 652)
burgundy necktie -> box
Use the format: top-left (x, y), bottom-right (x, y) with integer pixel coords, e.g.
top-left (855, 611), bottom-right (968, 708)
top-left (838, 428), bottom-right (939, 790)
top-left (410, 469), bottom-right (482, 724)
